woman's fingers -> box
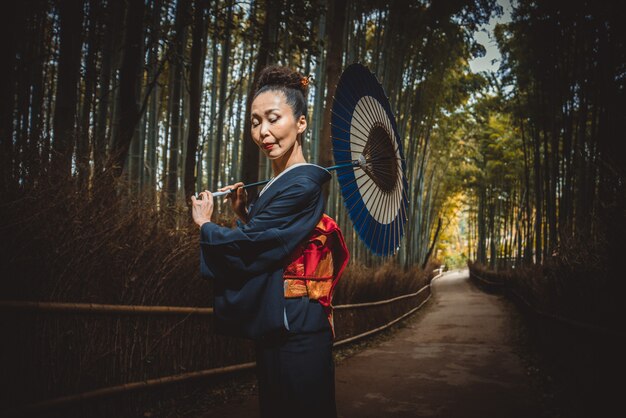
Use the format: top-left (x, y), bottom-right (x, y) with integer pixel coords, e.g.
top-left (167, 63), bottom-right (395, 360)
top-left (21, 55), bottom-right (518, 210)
top-left (193, 191), bottom-right (211, 202)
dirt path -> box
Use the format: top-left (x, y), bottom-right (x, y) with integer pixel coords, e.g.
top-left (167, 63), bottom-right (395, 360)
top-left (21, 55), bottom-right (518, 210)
top-left (334, 269), bottom-right (539, 417)
top-left (201, 270), bottom-right (540, 417)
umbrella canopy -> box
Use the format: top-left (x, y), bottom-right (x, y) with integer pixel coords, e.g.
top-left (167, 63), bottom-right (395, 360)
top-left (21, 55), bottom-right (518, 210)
top-left (330, 63), bottom-right (409, 256)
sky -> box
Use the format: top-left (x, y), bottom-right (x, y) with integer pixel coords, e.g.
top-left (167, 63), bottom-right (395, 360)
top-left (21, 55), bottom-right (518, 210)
top-left (468, 0), bottom-right (513, 74)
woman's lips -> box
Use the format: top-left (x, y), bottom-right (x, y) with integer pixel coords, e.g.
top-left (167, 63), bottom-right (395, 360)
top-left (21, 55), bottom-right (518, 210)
top-left (263, 143), bottom-right (274, 150)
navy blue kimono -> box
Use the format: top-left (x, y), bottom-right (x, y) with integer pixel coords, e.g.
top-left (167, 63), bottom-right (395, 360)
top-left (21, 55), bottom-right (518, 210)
top-left (200, 164), bottom-right (332, 340)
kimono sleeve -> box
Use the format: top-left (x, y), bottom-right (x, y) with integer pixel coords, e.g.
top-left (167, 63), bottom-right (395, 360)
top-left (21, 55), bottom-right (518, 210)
top-left (200, 178), bottom-right (321, 280)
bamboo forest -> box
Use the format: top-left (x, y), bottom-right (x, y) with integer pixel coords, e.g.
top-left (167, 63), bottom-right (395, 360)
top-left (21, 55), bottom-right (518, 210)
top-left (1, 0), bottom-right (624, 417)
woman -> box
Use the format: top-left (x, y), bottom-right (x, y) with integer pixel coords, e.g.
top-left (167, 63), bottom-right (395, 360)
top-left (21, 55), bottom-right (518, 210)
top-left (191, 66), bottom-right (348, 418)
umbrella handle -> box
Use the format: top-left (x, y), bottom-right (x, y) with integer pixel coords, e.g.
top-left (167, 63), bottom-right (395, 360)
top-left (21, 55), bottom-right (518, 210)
top-left (195, 160), bottom-right (360, 199)
top-left (196, 178), bottom-right (270, 198)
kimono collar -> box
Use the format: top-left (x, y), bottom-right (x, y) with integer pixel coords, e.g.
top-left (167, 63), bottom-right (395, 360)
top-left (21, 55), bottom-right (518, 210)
top-left (248, 164), bottom-right (331, 218)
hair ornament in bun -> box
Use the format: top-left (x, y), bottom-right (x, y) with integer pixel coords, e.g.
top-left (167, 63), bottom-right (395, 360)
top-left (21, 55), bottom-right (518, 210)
top-left (301, 75), bottom-right (311, 87)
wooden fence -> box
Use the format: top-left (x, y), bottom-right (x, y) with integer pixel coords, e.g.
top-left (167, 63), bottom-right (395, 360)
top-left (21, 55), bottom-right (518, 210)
top-left (0, 272), bottom-right (444, 416)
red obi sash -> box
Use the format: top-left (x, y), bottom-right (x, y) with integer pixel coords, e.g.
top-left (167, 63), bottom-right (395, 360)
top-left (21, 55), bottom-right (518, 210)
top-left (283, 213), bottom-right (349, 338)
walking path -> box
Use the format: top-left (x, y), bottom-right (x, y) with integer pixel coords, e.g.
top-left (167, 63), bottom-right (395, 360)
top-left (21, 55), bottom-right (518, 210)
top-left (202, 270), bottom-right (540, 417)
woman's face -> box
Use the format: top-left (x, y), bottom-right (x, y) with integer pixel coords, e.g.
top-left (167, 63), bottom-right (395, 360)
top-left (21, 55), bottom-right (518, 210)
top-left (250, 91), bottom-right (306, 161)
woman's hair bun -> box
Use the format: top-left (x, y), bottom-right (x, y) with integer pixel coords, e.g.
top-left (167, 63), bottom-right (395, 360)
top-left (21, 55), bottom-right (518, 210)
top-left (255, 66), bottom-right (309, 98)
top-left (253, 65), bottom-right (310, 118)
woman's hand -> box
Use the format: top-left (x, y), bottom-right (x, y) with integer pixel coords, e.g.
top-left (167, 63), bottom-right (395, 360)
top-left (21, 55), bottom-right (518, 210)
top-left (190, 191), bottom-right (214, 228)
top-left (218, 182), bottom-right (248, 223)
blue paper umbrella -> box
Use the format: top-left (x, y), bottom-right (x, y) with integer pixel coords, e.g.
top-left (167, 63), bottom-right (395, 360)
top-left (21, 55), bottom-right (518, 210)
top-left (330, 63), bottom-right (409, 256)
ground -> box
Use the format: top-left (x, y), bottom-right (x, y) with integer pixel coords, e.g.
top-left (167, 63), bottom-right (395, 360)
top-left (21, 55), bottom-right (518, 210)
top-left (187, 270), bottom-right (560, 418)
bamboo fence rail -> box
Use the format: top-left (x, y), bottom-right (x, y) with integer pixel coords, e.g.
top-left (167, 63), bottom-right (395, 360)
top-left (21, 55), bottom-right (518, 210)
top-left (0, 300), bottom-right (214, 315)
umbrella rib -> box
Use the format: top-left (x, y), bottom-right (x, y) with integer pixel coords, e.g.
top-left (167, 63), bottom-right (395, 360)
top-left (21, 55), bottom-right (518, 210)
top-left (339, 169), bottom-right (369, 191)
top-left (330, 128), bottom-right (366, 155)
top-left (352, 174), bottom-right (378, 214)
top-left (385, 193), bottom-right (393, 254)
top-left (357, 70), bottom-right (386, 133)
top-left (330, 93), bottom-right (374, 143)
top-left (353, 175), bottom-right (379, 217)
top-left (330, 96), bottom-right (370, 140)
top-left (331, 111), bottom-right (376, 150)
top-left (363, 189), bottom-right (383, 254)
top-left (358, 182), bottom-right (378, 248)
top-left (364, 165), bottom-right (397, 180)
top-left (348, 177), bottom-right (379, 238)
top-left (392, 177), bottom-right (403, 250)
top-left (363, 124), bottom-right (395, 166)
top-left (372, 188), bottom-right (385, 226)
top-left (366, 155), bottom-right (406, 163)
top-left (352, 100), bottom-right (380, 136)
top-left (330, 107), bottom-right (370, 147)
top-left (375, 191), bottom-right (389, 252)
top-left (362, 130), bottom-right (387, 159)
top-left (357, 100), bottom-right (381, 151)
top-left (370, 188), bottom-right (384, 225)
top-left (332, 132), bottom-right (367, 148)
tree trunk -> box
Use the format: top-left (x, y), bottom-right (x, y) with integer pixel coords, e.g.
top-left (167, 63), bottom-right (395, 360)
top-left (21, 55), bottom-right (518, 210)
top-left (126, 17), bottom-right (147, 195)
top-left (145, 0), bottom-right (162, 203)
top-left (206, 4), bottom-right (219, 191)
top-left (51, 0), bottom-right (83, 184)
top-left (212, 0), bottom-right (234, 191)
top-left (320, 0), bottom-right (348, 199)
top-left (422, 217), bottom-right (442, 269)
top-left (107, 0), bottom-right (145, 178)
top-left (165, 0), bottom-right (190, 206)
top-left (77, 0), bottom-right (99, 190)
top-left (241, 0), bottom-right (280, 196)
top-left (0, 3), bottom-right (24, 191)
top-left (94, 0), bottom-right (121, 177)
top-left (532, 126), bottom-right (542, 264)
top-left (25, 5), bottom-right (49, 189)
top-left (184, 0), bottom-right (209, 202)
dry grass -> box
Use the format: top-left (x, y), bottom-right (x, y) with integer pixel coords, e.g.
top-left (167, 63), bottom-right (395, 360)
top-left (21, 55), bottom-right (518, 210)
top-left (333, 260), bottom-right (435, 305)
top-left (468, 254), bottom-right (620, 331)
top-left (0, 177), bottom-right (208, 306)
top-left (0, 178), bottom-right (436, 415)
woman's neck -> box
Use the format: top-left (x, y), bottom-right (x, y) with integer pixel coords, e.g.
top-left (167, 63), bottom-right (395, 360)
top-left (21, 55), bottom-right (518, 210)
top-left (271, 140), bottom-right (306, 176)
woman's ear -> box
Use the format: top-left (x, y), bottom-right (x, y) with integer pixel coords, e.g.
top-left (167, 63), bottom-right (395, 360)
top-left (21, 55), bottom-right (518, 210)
top-left (296, 114), bottom-right (307, 134)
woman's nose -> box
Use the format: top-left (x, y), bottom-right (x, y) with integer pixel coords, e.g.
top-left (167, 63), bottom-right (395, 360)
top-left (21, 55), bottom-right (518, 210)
top-left (259, 121), bottom-right (270, 137)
